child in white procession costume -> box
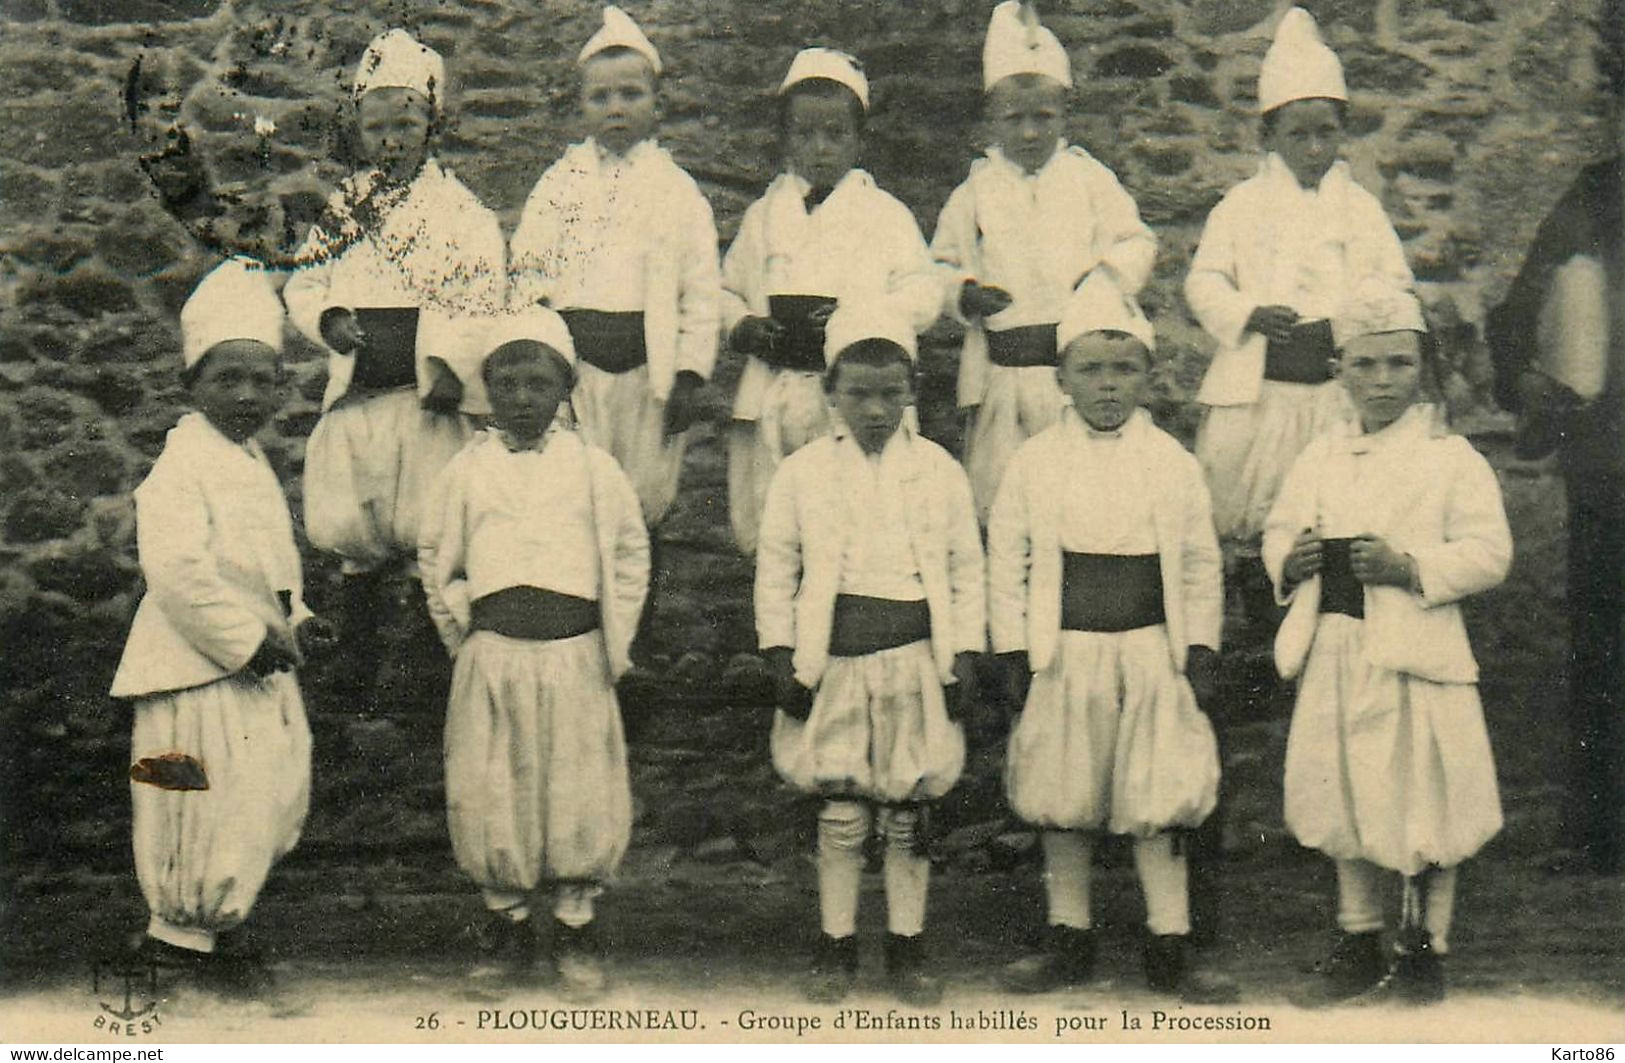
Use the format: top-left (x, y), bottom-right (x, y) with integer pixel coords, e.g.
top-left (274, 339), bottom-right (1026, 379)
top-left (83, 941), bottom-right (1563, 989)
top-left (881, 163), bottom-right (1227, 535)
top-left (508, 6), bottom-right (721, 530)
top-left (723, 47), bottom-right (941, 555)
top-left (111, 258), bottom-right (333, 994)
top-left (419, 306), bottom-right (649, 998)
top-left (989, 273), bottom-right (1231, 1002)
top-left (1186, 7), bottom-right (1414, 609)
top-left (285, 29), bottom-right (506, 574)
top-left (1264, 283), bottom-right (1510, 1005)
top-left (756, 303), bottom-right (985, 1006)
top-left (932, 0), bottom-right (1156, 524)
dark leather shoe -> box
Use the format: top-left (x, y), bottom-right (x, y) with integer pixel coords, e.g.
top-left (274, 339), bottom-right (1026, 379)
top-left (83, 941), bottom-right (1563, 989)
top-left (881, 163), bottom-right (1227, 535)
top-left (803, 934), bottom-right (859, 1003)
top-left (1144, 934), bottom-right (1239, 1003)
top-left (1001, 926), bottom-right (1096, 993)
top-left (1292, 931), bottom-right (1387, 1006)
top-left (884, 933), bottom-right (943, 1007)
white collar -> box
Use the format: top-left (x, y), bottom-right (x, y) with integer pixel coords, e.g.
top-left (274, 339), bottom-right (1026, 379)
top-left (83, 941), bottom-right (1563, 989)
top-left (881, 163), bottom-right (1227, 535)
top-left (1339, 403), bottom-right (1439, 454)
top-left (988, 141), bottom-right (1068, 180)
top-left (179, 411), bottom-right (265, 462)
top-left (590, 136), bottom-right (658, 168)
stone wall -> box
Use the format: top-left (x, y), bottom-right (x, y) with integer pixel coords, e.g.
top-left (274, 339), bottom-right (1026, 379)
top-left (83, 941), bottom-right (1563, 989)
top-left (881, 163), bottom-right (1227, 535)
top-left (0, 0), bottom-right (1614, 880)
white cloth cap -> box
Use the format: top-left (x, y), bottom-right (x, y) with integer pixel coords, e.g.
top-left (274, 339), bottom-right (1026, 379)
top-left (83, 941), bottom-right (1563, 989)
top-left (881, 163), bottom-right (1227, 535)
top-left (983, 0), bottom-right (1072, 92)
top-left (824, 300), bottom-right (918, 364)
top-left (483, 306), bottom-right (578, 367)
top-left (1058, 269), bottom-right (1156, 352)
top-left (1257, 7), bottom-right (1347, 114)
top-left (180, 257), bottom-right (284, 369)
top-left (579, 5), bottom-right (662, 75)
top-left (353, 29), bottom-right (446, 111)
top-left (1333, 278), bottom-right (1426, 347)
top-left (779, 47), bottom-right (870, 111)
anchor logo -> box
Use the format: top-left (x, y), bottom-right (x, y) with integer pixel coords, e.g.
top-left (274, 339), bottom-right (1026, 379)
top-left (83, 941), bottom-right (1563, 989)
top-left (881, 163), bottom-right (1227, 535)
top-left (93, 954), bottom-right (161, 1021)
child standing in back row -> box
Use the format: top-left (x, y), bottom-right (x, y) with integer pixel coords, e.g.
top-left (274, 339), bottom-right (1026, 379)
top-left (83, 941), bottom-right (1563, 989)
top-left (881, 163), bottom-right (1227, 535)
top-left (932, 0), bottom-right (1156, 524)
top-left (418, 307), bottom-right (649, 999)
top-left (1264, 283), bottom-right (1510, 1005)
top-left (112, 258), bottom-right (333, 996)
top-left (509, 5), bottom-right (721, 534)
top-left (722, 47), bottom-right (941, 555)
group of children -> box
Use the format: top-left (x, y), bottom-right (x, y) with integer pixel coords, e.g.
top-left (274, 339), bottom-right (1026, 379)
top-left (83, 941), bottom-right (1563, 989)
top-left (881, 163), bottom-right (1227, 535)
top-left (112, 1), bottom-right (1513, 1012)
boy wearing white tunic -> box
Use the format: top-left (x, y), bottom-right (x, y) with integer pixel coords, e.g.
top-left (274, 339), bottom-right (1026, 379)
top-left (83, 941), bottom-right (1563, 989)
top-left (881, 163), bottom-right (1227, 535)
top-left (756, 303), bottom-right (985, 1006)
top-left (990, 273), bottom-right (1230, 1001)
top-left (509, 6), bottom-right (721, 532)
top-left (283, 29), bottom-right (506, 698)
top-left (1185, 7), bottom-right (1414, 616)
top-left (723, 47), bottom-right (941, 555)
top-left (419, 307), bottom-right (649, 998)
top-left (1264, 285), bottom-right (1511, 1004)
top-left (111, 258), bottom-right (331, 994)
top-left (932, 0), bottom-right (1156, 525)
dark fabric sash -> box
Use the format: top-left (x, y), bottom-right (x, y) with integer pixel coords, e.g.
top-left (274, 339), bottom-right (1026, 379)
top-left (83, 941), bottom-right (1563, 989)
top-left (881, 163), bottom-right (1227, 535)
top-left (763, 294), bottom-right (838, 372)
top-left (1061, 552), bottom-right (1166, 632)
top-left (1264, 318), bottom-right (1336, 384)
top-left (987, 323), bottom-right (1060, 368)
top-left (559, 309), bottom-right (648, 374)
top-left (350, 306), bottom-right (420, 390)
top-left (470, 586), bottom-right (600, 641)
top-left (1317, 538), bottom-right (1365, 619)
top-left (828, 595), bottom-right (931, 657)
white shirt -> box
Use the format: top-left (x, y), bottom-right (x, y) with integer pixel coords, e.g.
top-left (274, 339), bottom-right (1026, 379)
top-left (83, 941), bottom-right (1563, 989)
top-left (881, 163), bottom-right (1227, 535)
top-left (834, 425), bottom-right (926, 602)
top-left (449, 429), bottom-right (601, 603)
top-left (1056, 410), bottom-right (1158, 555)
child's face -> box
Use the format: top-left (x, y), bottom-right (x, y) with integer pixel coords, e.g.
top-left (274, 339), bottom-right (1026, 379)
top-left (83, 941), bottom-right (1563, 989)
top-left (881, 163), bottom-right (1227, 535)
top-left (783, 89), bottom-right (861, 191)
top-left (189, 340), bottom-right (283, 443)
top-left (987, 74), bottom-right (1066, 174)
top-left (581, 51), bottom-right (658, 157)
top-left (1339, 331), bottom-right (1423, 433)
top-left (830, 357), bottom-right (913, 455)
top-left (357, 87), bottom-right (433, 181)
top-left (1057, 333), bottom-right (1149, 432)
top-left (486, 345), bottom-right (572, 445)
top-left (1264, 98), bottom-right (1344, 189)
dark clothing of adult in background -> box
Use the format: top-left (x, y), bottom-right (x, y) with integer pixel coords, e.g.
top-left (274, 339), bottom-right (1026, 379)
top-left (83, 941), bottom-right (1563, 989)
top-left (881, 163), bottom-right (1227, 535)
top-left (1488, 157), bottom-right (1625, 874)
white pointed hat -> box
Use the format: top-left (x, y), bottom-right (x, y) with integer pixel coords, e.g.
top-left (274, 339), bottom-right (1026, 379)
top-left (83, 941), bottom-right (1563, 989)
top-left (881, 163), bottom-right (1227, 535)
top-left (579, 5), bottom-right (662, 75)
top-left (1332, 277), bottom-right (1426, 348)
top-left (824, 300), bottom-right (918, 364)
top-left (1257, 7), bottom-right (1347, 115)
top-left (779, 47), bottom-right (870, 111)
top-left (483, 305), bottom-right (578, 367)
top-left (1058, 269), bottom-right (1156, 352)
top-left (353, 29), bottom-right (446, 112)
top-left (180, 257), bottom-right (285, 370)
top-left (983, 1), bottom-right (1072, 92)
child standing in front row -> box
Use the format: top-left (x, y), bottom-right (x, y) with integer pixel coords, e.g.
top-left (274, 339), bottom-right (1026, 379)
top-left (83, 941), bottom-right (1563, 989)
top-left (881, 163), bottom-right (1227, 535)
top-left (1185, 6), bottom-right (1414, 618)
top-left (988, 273), bottom-right (1230, 1002)
top-left (111, 258), bottom-right (333, 995)
top-left (756, 303), bottom-right (985, 1006)
top-left (1264, 284), bottom-right (1510, 1005)
top-left (932, 0), bottom-right (1156, 524)
top-left (419, 307), bottom-right (650, 999)
top-left (509, 5), bottom-right (721, 534)
top-left (722, 47), bottom-right (942, 555)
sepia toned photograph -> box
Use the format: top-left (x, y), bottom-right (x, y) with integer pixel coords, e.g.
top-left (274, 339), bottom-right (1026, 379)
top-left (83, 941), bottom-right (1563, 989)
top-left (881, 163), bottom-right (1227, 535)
top-left (0, 0), bottom-right (1620, 1047)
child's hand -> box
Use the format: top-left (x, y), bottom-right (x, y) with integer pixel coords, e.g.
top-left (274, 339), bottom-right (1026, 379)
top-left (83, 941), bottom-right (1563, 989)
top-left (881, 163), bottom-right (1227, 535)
top-left (295, 616), bottom-right (340, 659)
top-left (1246, 305), bottom-right (1301, 343)
top-left (945, 651), bottom-right (980, 724)
top-left (731, 315), bottom-right (786, 356)
top-left (243, 629), bottom-right (299, 678)
top-left (996, 650), bottom-right (1032, 716)
top-left (421, 356), bottom-right (465, 414)
top-left (1350, 534), bottom-right (1417, 589)
top-left (960, 281), bottom-right (1013, 319)
top-left (1282, 528), bottom-right (1323, 586)
top-left (319, 308), bottom-right (365, 354)
top-left (765, 646), bottom-right (815, 721)
top-left (1185, 645), bottom-right (1221, 717)
top-left (662, 371), bottom-right (705, 438)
